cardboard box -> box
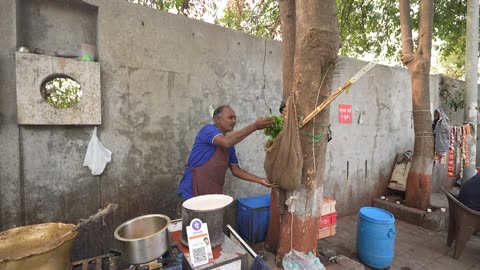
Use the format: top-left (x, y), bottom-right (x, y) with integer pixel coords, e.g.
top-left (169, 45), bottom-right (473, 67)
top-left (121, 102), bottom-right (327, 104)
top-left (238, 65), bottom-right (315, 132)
top-left (322, 196), bottom-right (336, 215)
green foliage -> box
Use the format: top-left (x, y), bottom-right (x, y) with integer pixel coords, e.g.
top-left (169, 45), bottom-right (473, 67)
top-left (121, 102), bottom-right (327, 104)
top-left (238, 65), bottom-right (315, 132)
top-left (127, 0), bottom-right (217, 21)
top-left (436, 49), bottom-right (468, 80)
top-left (44, 78), bottom-right (82, 109)
top-left (337, 0), bottom-right (403, 61)
top-left (216, 0), bottom-right (280, 39)
top-left (264, 115), bottom-right (284, 140)
top-left (131, 0), bottom-right (183, 11)
top-left (432, 1), bottom-right (478, 79)
top-left (439, 77), bottom-right (465, 112)
top-left (337, 0), bottom-right (474, 78)
top-left (445, 90), bottom-right (464, 112)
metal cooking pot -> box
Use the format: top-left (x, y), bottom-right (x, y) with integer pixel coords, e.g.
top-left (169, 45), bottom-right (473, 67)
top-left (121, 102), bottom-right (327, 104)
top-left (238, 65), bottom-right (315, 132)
top-left (114, 214), bottom-right (171, 265)
top-left (0, 223), bottom-right (78, 270)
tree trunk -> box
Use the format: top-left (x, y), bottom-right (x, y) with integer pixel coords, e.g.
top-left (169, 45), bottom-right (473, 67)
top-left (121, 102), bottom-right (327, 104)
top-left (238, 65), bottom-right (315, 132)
top-left (462, 0), bottom-right (479, 183)
top-left (400, 0), bottom-right (434, 210)
top-left (265, 0), bottom-right (295, 256)
top-left (275, 0), bottom-right (339, 262)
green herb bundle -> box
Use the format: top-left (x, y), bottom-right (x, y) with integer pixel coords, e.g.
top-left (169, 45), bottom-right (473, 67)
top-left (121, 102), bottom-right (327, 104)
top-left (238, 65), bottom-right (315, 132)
top-left (264, 115), bottom-right (284, 140)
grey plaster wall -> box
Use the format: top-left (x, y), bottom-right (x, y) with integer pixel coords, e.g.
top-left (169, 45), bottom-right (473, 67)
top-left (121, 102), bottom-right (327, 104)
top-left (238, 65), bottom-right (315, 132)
top-left (1, 0), bottom-right (477, 262)
top-left (2, 0), bottom-right (282, 261)
top-left (17, 0), bottom-right (97, 57)
top-left (323, 59), bottom-right (415, 215)
top-left (0, 0), bottom-right (22, 229)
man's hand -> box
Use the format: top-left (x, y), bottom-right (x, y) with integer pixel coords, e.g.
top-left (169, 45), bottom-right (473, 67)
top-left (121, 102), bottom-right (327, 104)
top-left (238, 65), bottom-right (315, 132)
top-left (254, 117), bottom-right (274, 130)
top-left (259, 178), bottom-right (279, 188)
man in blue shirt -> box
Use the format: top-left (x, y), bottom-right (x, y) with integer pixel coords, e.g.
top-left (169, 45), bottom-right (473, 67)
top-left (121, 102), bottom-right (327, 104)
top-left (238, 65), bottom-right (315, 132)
top-left (178, 105), bottom-right (278, 200)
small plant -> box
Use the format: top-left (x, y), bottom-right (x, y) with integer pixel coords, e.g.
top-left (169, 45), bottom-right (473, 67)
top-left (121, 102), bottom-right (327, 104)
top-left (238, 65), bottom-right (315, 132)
top-left (264, 115), bottom-right (284, 140)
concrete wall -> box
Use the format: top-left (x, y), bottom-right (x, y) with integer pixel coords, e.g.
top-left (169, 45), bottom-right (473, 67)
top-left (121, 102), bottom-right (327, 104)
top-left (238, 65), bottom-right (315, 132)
top-left (324, 59), bottom-right (415, 215)
top-left (17, 0), bottom-right (97, 57)
top-left (0, 0), bottom-right (21, 230)
top-left (0, 0), bottom-right (475, 262)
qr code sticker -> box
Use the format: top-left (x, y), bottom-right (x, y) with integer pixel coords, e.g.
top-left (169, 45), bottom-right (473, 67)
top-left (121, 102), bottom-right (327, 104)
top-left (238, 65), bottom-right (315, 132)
top-left (192, 246), bottom-right (207, 264)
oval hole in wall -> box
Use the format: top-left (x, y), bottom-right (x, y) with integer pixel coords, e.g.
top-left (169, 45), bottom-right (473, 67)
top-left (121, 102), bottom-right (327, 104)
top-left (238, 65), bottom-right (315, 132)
top-left (40, 75), bottom-right (82, 109)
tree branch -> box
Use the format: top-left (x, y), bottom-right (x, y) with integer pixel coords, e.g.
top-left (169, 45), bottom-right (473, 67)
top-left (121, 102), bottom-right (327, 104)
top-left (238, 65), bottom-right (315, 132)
top-left (399, 0), bottom-right (414, 65)
top-left (279, 0), bottom-right (296, 99)
top-left (417, 0), bottom-right (433, 61)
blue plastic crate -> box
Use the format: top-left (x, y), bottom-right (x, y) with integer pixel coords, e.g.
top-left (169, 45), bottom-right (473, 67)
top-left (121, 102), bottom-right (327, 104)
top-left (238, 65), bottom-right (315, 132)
top-left (236, 194), bottom-right (271, 243)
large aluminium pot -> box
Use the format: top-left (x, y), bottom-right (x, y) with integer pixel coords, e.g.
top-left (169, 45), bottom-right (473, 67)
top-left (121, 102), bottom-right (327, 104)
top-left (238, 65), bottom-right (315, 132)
top-left (0, 223), bottom-right (78, 270)
top-left (181, 194), bottom-right (233, 248)
top-left (114, 214), bottom-right (171, 265)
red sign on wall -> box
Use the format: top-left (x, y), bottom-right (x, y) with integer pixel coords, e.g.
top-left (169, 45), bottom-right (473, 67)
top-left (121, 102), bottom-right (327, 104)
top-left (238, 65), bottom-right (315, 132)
top-left (339, 104), bottom-right (352, 123)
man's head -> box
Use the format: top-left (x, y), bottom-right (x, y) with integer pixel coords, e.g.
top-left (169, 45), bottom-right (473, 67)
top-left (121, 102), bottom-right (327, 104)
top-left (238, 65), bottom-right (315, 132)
top-left (204, 237), bottom-right (210, 245)
top-left (213, 105), bottom-right (236, 134)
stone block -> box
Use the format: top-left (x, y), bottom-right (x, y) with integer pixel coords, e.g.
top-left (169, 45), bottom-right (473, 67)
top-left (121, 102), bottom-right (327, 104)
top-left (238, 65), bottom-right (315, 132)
top-left (422, 209), bottom-right (448, 231)
top-left (373, 198), bottom-right (425, 226)
top-left (401, 205), bottom-right (426, 226)
top-left (16, 52), bottom-right (101, 125)
top-left (373, 198), bottom-right (402, 218)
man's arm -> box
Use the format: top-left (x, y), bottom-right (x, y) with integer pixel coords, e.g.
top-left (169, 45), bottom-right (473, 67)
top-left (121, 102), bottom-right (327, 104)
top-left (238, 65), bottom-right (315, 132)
top-left (213, 117), bottom-right (273, 148)
top-left (230, 164), bottom-right (278, 188)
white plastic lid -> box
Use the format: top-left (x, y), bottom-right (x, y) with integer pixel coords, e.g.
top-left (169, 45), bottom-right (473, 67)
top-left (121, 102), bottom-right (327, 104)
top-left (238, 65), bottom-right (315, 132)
top-left (182, 194), bottom-right (233, 211)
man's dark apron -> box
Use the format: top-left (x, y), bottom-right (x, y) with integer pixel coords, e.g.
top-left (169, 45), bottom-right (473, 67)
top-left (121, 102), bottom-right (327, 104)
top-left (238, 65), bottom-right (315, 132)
top-left (192, 146), bottom-right (229, 196)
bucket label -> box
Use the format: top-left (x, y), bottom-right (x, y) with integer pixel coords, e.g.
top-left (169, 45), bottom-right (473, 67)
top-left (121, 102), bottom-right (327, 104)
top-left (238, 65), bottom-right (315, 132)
top-left (186, 218), bottom-right (214, 267)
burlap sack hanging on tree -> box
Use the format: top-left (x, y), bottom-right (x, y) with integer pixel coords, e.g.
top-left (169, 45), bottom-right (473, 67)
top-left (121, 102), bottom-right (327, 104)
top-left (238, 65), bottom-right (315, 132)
top-left (264, 95), bottom-right (303, 191)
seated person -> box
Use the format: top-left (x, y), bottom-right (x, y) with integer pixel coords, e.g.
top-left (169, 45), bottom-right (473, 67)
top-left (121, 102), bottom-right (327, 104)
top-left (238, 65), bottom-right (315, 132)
top-left (458, 173), bottom-right (480, 211)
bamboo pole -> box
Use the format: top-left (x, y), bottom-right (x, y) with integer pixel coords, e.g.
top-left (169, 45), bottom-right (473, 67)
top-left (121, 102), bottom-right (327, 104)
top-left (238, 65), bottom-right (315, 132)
top-left (299, 61), bottom-right (376, 128)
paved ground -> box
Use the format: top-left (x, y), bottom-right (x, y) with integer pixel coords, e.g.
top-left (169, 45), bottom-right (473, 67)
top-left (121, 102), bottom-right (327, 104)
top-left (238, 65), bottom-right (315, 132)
top-left (317, 214), bottom-right (480, 270)
top-left (245, 213), bottom-right (480, 270)
top-left (247, 191), bottom-right (479, 270)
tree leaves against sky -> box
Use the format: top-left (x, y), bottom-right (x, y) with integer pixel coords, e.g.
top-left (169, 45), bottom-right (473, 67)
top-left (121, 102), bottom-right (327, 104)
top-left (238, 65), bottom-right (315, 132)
top-left (216, 0), bottom-right (280, 39)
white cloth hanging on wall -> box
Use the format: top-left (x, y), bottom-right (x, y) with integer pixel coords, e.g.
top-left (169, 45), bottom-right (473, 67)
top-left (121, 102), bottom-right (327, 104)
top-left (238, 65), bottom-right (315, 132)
top-left (83, 127), bottom-right (112, 175)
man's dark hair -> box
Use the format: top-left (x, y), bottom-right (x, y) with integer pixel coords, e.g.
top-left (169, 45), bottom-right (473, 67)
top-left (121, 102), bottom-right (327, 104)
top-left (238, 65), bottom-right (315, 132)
top-left (279, 100), bottom-right (286, 114)
top-left (213, 105), bottom-right (229, 119)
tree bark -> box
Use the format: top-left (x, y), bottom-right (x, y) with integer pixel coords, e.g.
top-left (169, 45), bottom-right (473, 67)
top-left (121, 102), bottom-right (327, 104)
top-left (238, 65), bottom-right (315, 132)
top-left (400, 0), bottom-right (434, 210)
top-left (265, 0), bottom-right (295, 257)
top-left (462, 0), bottom-right (479, 182)
top-left (279, 0), bottom-right (296, 100)
top-left (275, 0), bottom-right (339, 262)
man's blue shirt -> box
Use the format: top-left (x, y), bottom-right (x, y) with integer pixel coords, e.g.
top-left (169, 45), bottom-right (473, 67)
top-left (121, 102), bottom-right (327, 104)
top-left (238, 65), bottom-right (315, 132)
top-left (177, 124), bottom-right (238, 199)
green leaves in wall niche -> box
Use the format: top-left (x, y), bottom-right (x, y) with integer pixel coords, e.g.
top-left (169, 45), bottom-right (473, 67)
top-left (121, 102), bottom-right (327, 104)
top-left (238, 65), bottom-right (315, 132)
top-left (41, 75), bottom-right (82, 109)
top-left (439, 76), bottom-right (465, 113)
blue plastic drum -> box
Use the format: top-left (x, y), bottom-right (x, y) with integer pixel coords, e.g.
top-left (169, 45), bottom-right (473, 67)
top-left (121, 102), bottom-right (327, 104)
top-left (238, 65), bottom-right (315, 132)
top-left (356, 207), bottom-right (396, 269)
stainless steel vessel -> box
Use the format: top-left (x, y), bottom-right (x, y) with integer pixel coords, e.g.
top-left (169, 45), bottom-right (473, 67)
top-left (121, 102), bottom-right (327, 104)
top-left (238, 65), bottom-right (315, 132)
top-left (114, 214), bottom-right (171, 264)
top-left (181, 194), bottom-right (233, 248)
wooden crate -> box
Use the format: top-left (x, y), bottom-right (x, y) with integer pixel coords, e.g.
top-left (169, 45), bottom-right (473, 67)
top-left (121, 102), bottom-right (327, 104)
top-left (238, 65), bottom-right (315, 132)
top-left (318, 224), bottom-right (336, 239)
